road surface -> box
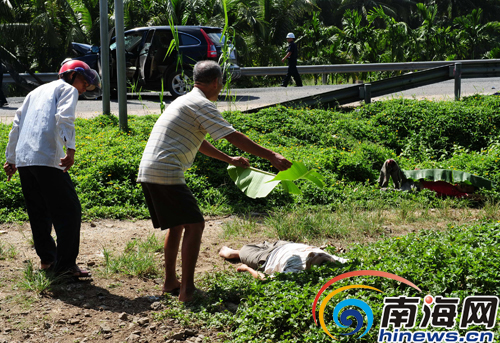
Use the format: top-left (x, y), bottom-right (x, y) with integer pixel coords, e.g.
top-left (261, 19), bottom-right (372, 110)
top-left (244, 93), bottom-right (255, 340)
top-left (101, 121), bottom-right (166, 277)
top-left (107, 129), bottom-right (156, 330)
top-left (1, 78), bottom-right (499, 125)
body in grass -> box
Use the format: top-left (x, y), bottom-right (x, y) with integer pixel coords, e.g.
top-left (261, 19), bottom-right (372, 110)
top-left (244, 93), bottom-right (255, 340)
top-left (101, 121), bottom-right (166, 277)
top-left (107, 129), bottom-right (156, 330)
top-left (136, 60), bottom-right (292, 302)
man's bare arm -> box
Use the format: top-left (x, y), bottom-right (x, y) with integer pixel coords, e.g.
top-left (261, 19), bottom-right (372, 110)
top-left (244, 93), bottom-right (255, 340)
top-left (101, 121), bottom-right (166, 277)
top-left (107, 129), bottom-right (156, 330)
top-left (199, 140), bottom-right (250, 168)
top-left (224, 131), bottom-right (291, 171)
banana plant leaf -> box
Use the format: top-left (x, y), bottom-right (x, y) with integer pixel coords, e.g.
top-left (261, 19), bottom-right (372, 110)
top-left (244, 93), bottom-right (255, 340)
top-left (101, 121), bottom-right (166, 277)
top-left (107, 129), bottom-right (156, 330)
top-left (227, 166), bottom-right (280, 198)
top-left (227, 162), bottom-right (324, 199)
top-left (269, 161), bottom-right (325, 188)
top-left (402, 169), bottom-right (493, 190)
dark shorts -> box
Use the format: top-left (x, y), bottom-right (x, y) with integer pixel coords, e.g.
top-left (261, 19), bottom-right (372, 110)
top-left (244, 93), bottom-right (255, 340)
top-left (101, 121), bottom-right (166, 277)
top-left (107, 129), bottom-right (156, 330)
top-left (141, 183), bottom-right (204, 230)
top-left (239, 240), bottom-right (290, 270)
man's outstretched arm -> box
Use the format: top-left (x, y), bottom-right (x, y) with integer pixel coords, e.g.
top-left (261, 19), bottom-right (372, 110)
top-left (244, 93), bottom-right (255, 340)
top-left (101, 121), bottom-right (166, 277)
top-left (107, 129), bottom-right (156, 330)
top-left (198, 140), bottom-right (250, 168)
top-left (224, 131), bottom-right (292, 171)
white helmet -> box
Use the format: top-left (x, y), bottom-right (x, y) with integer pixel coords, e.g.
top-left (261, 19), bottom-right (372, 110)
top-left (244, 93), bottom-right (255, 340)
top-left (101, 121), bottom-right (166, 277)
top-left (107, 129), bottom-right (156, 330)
top-left (286, 32), bottom-right (295, 39)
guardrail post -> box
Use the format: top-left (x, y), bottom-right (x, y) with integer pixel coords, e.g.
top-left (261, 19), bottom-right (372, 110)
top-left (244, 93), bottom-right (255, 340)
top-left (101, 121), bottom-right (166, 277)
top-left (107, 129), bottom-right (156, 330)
top-left (364, 83), bottom-right (372, 104)
top-left (99, 0), bottom-right (110, 116)
top-left (322, 73), bottom-right (327, 85)
top-left (454, 63), bottom-right (462, 101)
top-left (114, 0), bottom-right (128, 131)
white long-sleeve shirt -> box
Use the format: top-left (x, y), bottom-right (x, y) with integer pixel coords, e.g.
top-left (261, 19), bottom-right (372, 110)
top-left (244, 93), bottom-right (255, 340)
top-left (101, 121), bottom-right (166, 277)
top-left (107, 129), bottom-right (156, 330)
top-left (263, 243), bottom-right (348, 275)
top-left (5, 79), bottom-right (78, 170)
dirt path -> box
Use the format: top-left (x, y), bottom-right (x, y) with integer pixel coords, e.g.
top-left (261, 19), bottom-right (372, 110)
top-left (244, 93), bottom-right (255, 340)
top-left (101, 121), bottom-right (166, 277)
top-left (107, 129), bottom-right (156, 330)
top-left (0, 217), bottom-right (270, 343)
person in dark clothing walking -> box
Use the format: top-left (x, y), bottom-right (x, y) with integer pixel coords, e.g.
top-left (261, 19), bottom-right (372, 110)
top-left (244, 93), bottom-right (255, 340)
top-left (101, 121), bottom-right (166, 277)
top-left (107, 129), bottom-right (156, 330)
top-left (0, 58), bottom-right (8, 107)
top-left (281, 32), bottom-right (302, 87)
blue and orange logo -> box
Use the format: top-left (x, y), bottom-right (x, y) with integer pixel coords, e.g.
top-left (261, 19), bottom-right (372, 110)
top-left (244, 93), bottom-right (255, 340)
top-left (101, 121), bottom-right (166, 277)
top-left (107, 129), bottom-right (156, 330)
top-left (312, 270), bottom-right (421, 340)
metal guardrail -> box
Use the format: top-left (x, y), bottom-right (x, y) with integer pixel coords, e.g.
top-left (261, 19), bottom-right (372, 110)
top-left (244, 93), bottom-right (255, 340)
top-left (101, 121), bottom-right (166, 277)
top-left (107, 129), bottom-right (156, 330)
top-left (242, 61), bottom-right (500, 113)
top-left (5, 59), bottom-right (500, 84)
top-left (4, 60), bottom-right (500, 113)
top-left (239, 59), bottom-right (500, 76)
top-left (3, 72), bottom-right (58, 84)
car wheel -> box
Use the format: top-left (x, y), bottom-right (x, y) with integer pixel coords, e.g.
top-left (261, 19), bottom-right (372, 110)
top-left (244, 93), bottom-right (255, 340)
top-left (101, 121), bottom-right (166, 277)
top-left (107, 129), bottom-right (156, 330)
top-left (166, 69), bottom-right (193, 98)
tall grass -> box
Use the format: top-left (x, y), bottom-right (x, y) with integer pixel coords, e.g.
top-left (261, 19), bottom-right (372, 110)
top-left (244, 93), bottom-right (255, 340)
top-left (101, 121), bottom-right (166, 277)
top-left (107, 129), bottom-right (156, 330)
top-left (102, 234), bottom-right (163, 278)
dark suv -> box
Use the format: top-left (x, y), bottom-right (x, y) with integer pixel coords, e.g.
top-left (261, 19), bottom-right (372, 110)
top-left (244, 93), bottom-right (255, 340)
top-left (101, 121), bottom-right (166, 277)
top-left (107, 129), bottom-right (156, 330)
top-left (69, 26), bottom-right (239, 98)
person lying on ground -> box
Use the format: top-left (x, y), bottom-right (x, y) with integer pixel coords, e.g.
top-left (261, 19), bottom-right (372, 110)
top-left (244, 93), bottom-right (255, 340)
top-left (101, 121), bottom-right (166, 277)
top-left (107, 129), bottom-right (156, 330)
top-left (378, 159), bottom-right (483, 199)
top-left (418, 180), bottom-right (478, 199)
top-left (219, 241), bottom-right (348, 280)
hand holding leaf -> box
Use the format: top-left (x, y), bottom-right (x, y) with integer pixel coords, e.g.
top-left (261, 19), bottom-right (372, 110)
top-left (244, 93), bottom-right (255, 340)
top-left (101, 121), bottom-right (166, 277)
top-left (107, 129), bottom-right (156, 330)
top-left (228, 161), bottom-right (324, 199)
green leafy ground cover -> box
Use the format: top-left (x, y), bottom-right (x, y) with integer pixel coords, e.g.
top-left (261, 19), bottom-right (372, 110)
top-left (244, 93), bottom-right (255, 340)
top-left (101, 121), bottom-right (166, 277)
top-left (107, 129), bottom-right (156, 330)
top-left (2, 95), bottom-right (500, 341)
top-left (162, 222), bottom-right (500, 342)
top-left (2, 94), bottom-right (500, 223)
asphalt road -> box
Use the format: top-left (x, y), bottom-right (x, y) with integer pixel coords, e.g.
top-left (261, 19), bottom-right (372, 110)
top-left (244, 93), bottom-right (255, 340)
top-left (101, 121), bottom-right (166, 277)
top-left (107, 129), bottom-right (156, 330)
top-left (1, 77), bottom-right (500, 124)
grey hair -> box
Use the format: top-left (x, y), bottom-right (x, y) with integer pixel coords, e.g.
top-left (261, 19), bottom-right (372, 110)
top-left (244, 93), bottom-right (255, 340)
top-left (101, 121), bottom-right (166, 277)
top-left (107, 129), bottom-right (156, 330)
top-left (193, 60), bottom-right (222, 84)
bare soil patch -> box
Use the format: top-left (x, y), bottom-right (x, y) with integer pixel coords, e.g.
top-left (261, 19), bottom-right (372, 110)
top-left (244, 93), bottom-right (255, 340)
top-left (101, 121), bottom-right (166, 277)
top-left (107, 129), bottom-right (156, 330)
top-left (0, 216), bottom-right (271, 343)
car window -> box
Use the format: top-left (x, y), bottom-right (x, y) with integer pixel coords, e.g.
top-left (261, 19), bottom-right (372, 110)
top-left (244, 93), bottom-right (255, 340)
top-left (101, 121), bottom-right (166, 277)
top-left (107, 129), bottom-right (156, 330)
top-left (109, 32), bottom-right (143, 52)
top-left (179, 33), bottom-right (200, 47)
top-left (207, 33), bottom-right (223, 47)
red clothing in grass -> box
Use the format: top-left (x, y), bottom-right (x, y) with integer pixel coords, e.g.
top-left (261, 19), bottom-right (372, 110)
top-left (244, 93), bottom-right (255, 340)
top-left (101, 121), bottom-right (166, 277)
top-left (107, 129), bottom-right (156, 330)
top-left (420, 181), bottom-right (468, 198)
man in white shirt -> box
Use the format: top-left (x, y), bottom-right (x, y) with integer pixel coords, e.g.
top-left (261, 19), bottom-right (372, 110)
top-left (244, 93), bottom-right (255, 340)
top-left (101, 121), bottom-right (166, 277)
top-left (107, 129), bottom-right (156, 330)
top-left (219, 241), bottom-right (348, 279)
top-left (137, 60), bottom-right (292, 302)
top-left (3, 60), bottom-right (100, 278)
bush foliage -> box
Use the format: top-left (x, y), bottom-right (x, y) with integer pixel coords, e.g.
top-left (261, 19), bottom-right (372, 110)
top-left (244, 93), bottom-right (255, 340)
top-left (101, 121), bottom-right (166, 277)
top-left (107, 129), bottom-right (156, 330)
top-left (1, 94), bottom-right (500, 222)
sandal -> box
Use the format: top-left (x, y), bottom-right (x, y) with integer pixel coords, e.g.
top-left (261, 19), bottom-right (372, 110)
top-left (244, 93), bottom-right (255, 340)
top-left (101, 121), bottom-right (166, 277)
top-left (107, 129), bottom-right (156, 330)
top-left (59, 265), bottom-right (92, 280)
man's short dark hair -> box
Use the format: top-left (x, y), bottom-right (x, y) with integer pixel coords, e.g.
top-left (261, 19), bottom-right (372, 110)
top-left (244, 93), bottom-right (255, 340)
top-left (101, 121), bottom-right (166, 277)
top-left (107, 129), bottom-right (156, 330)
top-left (193, 60), bottom-right (222, 84)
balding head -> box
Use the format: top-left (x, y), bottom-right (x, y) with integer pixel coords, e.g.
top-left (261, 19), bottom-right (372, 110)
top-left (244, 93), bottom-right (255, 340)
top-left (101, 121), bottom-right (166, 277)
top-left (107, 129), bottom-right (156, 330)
top-left (193, 60), bottom-right (223, 85)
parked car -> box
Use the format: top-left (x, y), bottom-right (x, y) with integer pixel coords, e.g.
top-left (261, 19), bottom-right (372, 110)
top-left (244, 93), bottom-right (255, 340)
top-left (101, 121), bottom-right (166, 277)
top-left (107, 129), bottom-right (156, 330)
top-left (68, 26), bottom-right (240, 98)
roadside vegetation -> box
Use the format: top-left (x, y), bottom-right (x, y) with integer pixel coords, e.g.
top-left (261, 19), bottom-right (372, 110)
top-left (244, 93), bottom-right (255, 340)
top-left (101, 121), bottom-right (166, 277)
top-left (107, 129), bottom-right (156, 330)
top-left (2, 94), bottom-right (500, 223)
top-left (1, 0), bottom-right (500, 92)
top-left (2, 95), bottom-right (500, 341)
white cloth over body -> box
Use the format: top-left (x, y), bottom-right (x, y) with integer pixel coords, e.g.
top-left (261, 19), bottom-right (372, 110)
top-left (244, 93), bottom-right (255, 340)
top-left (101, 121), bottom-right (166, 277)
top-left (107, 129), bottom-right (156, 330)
top-left (263, 243), bottom-right (348, 275)
top-left (5, 79), bottom-right (78, 170)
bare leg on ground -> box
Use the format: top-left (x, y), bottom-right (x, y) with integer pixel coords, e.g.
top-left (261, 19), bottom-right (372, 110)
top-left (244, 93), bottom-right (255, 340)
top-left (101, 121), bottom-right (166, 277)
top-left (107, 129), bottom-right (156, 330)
top-left (163, 226), bottom-right (182, 293)
top-left (178, 221), bottom-right (204, 302)
top-left (219, 246), bottom-right (240, 259)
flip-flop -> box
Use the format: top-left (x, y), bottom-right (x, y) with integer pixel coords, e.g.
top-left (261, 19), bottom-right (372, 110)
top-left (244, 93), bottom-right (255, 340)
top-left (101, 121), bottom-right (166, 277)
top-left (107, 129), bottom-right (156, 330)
top-left (60, 265), bottom-right (92, 281)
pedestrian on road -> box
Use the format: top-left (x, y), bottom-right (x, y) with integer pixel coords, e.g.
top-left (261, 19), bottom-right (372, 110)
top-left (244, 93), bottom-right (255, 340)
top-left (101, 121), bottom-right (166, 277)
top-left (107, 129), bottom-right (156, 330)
top-left (137, 60), bottom-right (292, 302)
top-left (281, 32), bottom-right (303, 87)
top-left (3, 60), bottom-right (101, 278)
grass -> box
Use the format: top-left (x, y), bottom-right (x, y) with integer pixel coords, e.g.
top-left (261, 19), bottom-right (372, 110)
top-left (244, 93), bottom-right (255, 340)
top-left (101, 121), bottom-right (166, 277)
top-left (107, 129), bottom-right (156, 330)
top-left (18, 261), bottom-right (54, 294)
top-left (222, 214), bottom-right (262, 239)
top-left (2, 95), bottom-right (500, 222)
top-left (2, 94), bottom-right (500, 340)
top-left (0, 241), bottom-right (18, 260)
top-left (102, 234), bottom-right (163, 279)
top-left (154, 221), bottom-right (500, 342)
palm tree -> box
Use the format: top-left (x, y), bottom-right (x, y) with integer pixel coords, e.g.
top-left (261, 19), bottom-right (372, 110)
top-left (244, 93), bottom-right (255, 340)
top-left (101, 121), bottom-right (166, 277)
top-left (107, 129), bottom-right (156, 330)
top-left (339, 0), bottom-right (416, 23)
top-left (414, 2), bottom-right (453, 61)
top-left (453, 8), bottom-right (500, 59)
top-left (367, 6), bottom-right (411, 63)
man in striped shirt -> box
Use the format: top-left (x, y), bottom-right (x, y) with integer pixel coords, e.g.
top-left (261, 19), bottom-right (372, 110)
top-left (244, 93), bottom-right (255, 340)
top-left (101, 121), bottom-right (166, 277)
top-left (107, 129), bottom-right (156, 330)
top-left (137, 60), bottom-right (291, 302)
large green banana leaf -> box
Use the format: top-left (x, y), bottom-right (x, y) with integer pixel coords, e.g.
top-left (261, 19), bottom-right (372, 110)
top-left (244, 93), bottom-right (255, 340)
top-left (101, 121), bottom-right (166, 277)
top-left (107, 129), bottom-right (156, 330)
top-left (227, 162), bottom-right (324, 199)
top-left (402, 169), bottom-right (493, 190)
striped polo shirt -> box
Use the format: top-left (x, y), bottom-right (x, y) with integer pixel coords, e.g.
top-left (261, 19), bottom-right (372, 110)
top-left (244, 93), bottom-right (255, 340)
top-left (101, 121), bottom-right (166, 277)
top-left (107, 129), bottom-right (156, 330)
top-left (137, 87), bottom-right (235, 185)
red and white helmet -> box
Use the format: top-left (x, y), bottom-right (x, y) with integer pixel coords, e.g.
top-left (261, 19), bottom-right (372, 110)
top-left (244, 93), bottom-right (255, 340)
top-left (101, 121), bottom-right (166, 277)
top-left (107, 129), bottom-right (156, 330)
top-left (59, 60), bottom-right (101, 98)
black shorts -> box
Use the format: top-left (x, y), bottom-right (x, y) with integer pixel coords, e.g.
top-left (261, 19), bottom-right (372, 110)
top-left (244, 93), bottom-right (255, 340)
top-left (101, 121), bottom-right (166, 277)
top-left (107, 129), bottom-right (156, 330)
top-left (141, 183), bottom-right (204, 230)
